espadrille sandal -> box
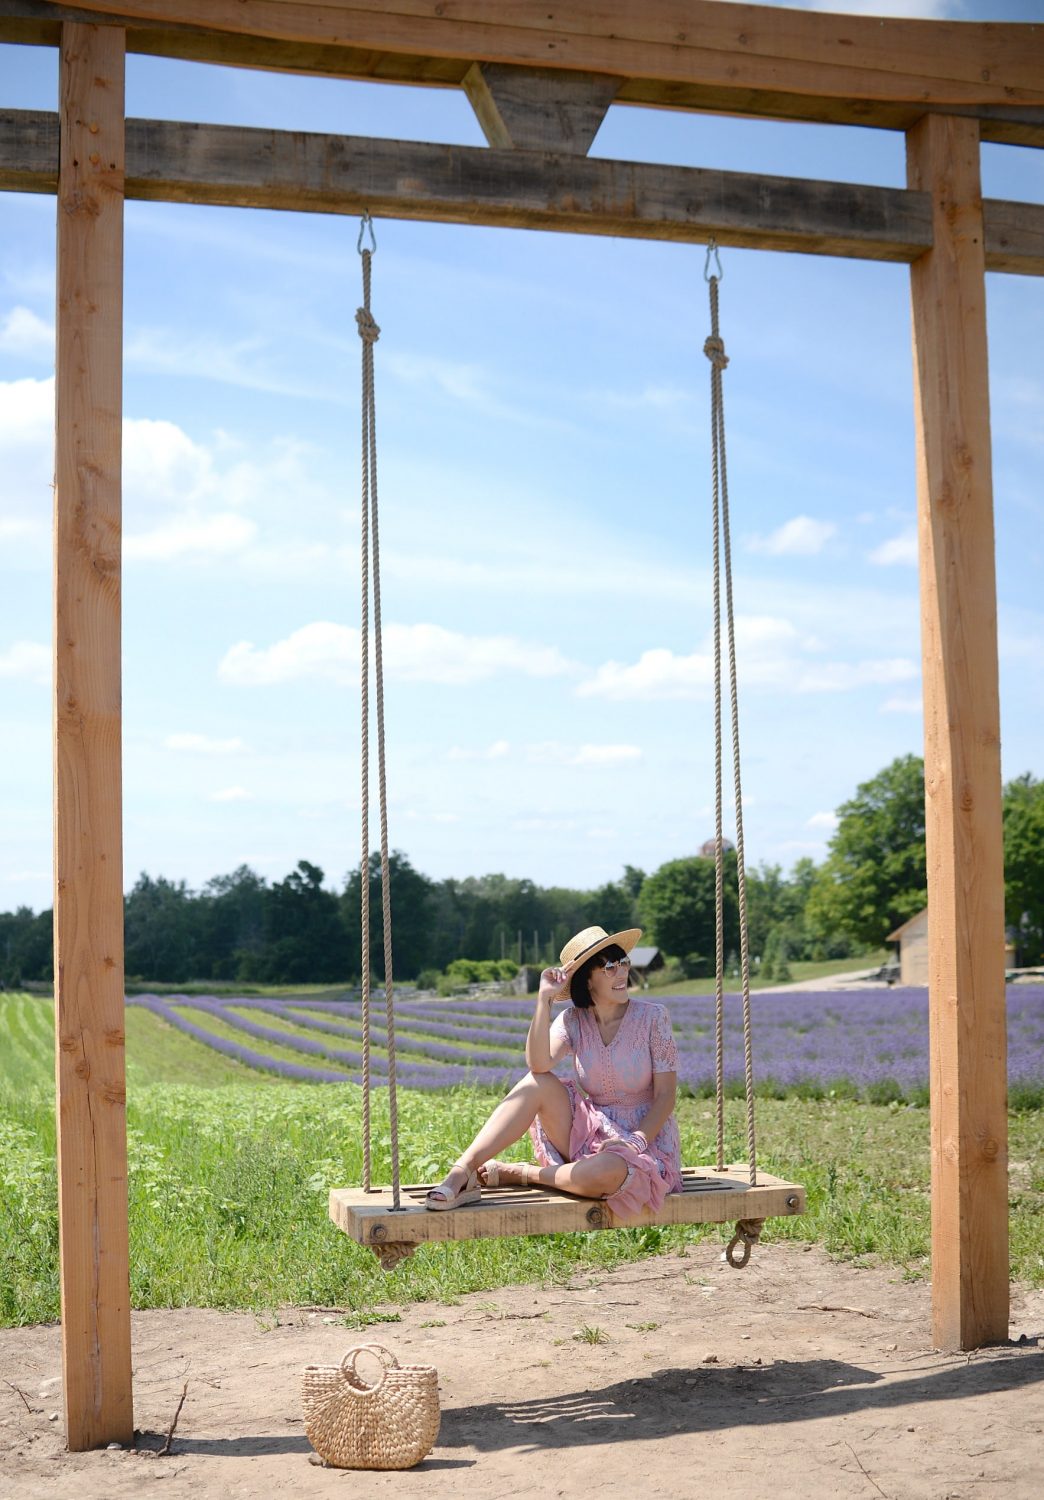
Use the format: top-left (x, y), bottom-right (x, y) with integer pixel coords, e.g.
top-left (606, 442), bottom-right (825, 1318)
top-left (425, 1164), bottom-right (481, 1211)
top-left (478, 1161), bottom-right (538, 1189)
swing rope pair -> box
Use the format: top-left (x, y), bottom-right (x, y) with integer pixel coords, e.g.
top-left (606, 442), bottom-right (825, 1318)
top-left (353, 219), bottom-right (758, 1222)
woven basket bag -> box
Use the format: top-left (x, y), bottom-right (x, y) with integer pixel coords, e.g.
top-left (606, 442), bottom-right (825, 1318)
top-left (302, 1343), bottom-right (440, 1470)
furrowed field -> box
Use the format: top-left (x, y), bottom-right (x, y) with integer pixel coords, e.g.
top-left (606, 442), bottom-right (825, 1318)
top-left (2, 987), bottom-right (1043, 1329)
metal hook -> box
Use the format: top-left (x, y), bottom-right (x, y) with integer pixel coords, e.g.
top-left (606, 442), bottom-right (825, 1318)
top-left (357, 212), bottom-right (377, 256)
top-left (704, 239), bottom-right (723, 282)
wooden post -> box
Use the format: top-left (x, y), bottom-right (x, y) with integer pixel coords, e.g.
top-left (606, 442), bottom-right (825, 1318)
top-left (54, 21), bottom-right (132, 1450)
top-left (907, 114), bottom-right (1009, 1351)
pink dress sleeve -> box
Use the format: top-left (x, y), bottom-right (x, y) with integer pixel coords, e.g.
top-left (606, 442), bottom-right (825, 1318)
top-left (650, 1004), bottom-right (678, 1073)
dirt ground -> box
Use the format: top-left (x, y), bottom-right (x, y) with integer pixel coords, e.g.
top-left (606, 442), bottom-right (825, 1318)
top-left (2, 1245), bottom-right (1042, 1500)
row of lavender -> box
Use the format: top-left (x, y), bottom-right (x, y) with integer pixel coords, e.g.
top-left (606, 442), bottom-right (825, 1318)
top-left (129, 987), bottom-right (1044, 1102)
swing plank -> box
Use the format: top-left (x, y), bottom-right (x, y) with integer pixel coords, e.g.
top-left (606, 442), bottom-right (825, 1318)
top-left (330, 1166), bottom-right (804, 1250)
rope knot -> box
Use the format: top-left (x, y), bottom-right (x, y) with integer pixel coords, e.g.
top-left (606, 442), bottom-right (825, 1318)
top-left (356, 306), bottom-right (381, 345)
top-left (703, 334), bottom-right (728, 370)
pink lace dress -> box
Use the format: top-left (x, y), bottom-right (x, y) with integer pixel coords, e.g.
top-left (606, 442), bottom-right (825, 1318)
top-left (529, 999), bottom-right (684, 1225)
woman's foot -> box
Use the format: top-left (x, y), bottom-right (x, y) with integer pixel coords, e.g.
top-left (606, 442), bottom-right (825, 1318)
top-left (425, 1162), bottom-right (481, 1211)
top-left (478, 1160), bottom-right (538, 1189)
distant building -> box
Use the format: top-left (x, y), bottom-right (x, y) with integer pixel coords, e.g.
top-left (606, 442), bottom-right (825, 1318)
top-left (628, 946), bottom-right (664, 988)
top-left (887, 910), bottom-right (929, 985)
top-left (699, 837), bottom-right (735, 858)
top-left (888, 907), bottom-right (1016, 984)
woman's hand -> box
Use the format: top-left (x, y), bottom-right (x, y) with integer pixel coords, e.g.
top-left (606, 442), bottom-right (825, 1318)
top-left (538, 966), bottom-right (567, 1006)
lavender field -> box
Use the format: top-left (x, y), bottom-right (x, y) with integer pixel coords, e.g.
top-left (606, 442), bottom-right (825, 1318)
top-left (130, 986), bottom-right (1044, 1105)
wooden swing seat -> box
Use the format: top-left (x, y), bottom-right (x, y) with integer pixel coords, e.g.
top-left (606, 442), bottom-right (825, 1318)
top-left (330, 1165), bottom-right (805, 1269)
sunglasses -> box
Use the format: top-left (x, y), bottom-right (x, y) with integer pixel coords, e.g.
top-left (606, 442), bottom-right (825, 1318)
top-left (598, 956), bottom-right (631, 976)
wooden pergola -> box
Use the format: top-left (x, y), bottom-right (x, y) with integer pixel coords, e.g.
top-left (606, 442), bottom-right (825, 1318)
top-left (1, 0), bottom-right (1041, 1453)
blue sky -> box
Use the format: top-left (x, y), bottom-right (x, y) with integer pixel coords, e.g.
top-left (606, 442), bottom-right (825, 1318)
top-left (1, 0), bottom-right (1042, 914)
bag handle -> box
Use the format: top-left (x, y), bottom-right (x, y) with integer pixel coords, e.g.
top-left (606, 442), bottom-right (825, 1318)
top-left (340, 1343), bottom-right (399, 1392)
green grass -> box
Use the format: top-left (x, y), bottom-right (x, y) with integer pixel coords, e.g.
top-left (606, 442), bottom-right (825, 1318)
top-left (2, 990), bottom-right (1041, 1330)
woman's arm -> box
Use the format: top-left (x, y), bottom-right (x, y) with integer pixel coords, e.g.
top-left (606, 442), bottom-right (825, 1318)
top-left (525, 966), bottom-right (571, 1073)
top-left (635, 1070), bottom-right (677, 1148)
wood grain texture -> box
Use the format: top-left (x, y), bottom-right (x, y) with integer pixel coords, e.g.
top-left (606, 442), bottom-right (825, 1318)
top-left (2, 4), bottom-right (1042, 143)
top-left (463, 62), bottom-right (618, 153)
top-left (907, 114), bottom-right (1009, 1353)
top-left (27, 0), bottom-right (1044, 101)
top-left (5, 109), bottom-right (1043, 273)
top-left (330, 1168), bottom-right (805, 1246)
top-left (54, 20), bottom-right (132, 1451)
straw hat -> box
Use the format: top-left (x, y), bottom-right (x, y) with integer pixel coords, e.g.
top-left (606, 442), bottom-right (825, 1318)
top-left (555, 925), bottom-right (642, 998)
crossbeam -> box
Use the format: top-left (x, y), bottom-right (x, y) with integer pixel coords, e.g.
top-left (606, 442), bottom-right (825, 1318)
top-left (1, 1), bottom-right (1043, 146)
top-left (2, 108), bottom-right (1044, 273)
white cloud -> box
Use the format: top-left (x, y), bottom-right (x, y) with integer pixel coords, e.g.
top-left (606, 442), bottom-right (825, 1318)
top-left (0, 375), bottom-right (53, 448)
top-left (804, 0), bottom-right (951, 14)
top-left (125, 512), bottom-right (257, 561)
top-left (868, 528), bottom-right (918, 566)
top-left (447, 740), bottom-right (511, 761)
top-left (0, 517), bottom-right (45, 542)
top-left (219, 621), bottom-right (575, 688)
top-left (579, 630), bottom-right (917, 701)
top-left (797, 658), bottom-right (917, 692)
top-left (209, 786), bottom-right (253, 802)
top-left (0, 640), bottom-right (49, 684)
top-left (748, 515), bottom-right (837, 556)
top-left (124, 326), bottom-right (336, 402)
top-left (577, 647), bottom-right (710, 702)
top-left (806, 811), bottom-right (839, 831)
top-left (165, 733), bottom-right (249, 755)
top-left (0, 306), bottom-right (53, 358)
top-left (881, 694), bottom-right (922, 714)
top-left (528, 741), bottom-right (643, 767)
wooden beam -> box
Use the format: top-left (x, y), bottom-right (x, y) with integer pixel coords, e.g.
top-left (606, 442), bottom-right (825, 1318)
top-left (54, 20), bottom-right (132, 1450)
top-left (28, 1), bottom-right (1044, 103)
top-left (907, 114), bottom-right (1009, 1353)
top-left (463, 62), bottom-right (618, 154)
top-left (2, 2), bottom-right (1043, 146)
top-left (4, 109), bottom-right (1043, 273)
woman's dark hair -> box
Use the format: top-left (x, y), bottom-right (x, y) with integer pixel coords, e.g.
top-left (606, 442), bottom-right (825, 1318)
top-left (569, 943), bottom-right (627, 1009)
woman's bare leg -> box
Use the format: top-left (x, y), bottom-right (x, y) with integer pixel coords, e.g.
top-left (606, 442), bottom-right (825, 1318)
top-left (432, 1072), bottom-right (572, 1196)
top-left (491, 1153), bottom-right (628, 1200)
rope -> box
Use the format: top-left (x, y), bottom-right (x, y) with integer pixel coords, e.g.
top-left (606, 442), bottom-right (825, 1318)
top-left (704, 244), bottom-right (757, 1188)
top-left (357, 218), bottom-right (401, 1210)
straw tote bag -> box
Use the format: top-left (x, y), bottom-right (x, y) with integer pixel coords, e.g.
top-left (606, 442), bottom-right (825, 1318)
top-left (302, 1343), bottom-right (440, 1470)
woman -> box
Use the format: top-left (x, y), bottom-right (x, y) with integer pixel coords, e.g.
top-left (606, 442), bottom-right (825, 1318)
top-left (426, 925), bottom-right (683, 1224)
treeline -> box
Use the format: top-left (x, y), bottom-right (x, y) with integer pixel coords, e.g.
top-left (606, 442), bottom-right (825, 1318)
top-left (4, 757), bottom-right (1043, 987)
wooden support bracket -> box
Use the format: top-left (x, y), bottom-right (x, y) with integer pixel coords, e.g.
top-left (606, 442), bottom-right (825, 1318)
top-left (463, 61), bottom-right (619, 154)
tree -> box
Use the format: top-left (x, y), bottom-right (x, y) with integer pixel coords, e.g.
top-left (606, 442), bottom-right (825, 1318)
top-left (1003, 773), bottom-right (1044, 963)
top-left (638, 853), bottom-right (737, 964)
top-left (198, 865), bottom-right (267, 980)
top-left (585, 879), bottom-right (639, 937)
top-left (805, 754), bottom-right (927, 952)
top-left (124, 874), bottom-right (197, 982)
top-left (261, 860), bottom-right (350, 983)
top-left (342, 850), bottom-right (435, 980)
top-left (0, 905), bottom-right (53, 986)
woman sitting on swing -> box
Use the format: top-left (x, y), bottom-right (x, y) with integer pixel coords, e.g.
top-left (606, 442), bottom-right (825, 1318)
top-left (426, 925), bottom-right (684, 1224)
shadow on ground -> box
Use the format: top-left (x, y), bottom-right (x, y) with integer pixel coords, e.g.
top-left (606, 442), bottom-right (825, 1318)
top-left (439, 1351), bottom-right (1044, 1451)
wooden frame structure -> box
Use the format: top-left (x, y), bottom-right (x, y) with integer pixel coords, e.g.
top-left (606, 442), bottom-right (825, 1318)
top-left (0, 0), bottom-right (1040, 1451)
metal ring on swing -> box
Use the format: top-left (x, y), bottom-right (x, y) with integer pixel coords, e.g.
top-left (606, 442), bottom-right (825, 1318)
top-left (704, 238), bottom-right (723, 282)
top-left (358, 211), bottom-right (377, 256)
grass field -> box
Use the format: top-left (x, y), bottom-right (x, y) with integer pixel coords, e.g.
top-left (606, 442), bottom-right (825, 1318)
top-left (2, 991), bottom-right (1042, 1329)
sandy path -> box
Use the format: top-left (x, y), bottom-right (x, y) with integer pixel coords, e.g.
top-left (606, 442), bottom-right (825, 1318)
top-left (3, 1244), bottom-right (1042, 1499)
